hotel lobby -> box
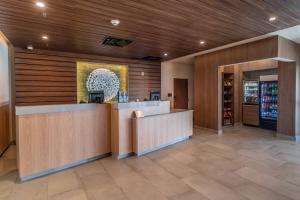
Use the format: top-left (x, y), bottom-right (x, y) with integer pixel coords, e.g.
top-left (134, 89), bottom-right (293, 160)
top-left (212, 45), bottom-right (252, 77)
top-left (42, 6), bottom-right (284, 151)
top-left (1, 1), bottom-right (300, 200)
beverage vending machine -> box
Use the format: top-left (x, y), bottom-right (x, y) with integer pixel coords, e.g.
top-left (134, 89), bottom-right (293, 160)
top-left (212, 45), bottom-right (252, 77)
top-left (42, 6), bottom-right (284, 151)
top-left (259, 75), bottom-right (278, 130)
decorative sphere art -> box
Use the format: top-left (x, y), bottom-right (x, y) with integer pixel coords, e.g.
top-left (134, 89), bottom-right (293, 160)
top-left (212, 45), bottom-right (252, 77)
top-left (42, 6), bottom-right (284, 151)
top-left (86, 68), bottom-right (120, 102)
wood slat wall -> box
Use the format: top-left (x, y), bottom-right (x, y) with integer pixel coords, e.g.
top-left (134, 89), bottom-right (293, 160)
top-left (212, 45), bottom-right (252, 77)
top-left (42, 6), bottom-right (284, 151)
top-left (14, 48), bottom-right (161, 106)
top-left (0, 103), bottom-right (9, 155)
top-left (277, 61), bottom-right (296, 136)
top-left (195, 36), bottom-right (299, 138)
top-left (195, 36), bottom-right (278, 131)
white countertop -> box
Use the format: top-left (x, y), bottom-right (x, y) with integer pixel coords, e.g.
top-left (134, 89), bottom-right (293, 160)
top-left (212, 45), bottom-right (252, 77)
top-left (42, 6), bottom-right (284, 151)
top-left (16, 103), bottom-right (108, 115)
top-left (112, 101), bottom-right (169, 110)
top-left (134, 109), bottom-right (194, 119)
top-left (16, 101), bottom-right (171, 115)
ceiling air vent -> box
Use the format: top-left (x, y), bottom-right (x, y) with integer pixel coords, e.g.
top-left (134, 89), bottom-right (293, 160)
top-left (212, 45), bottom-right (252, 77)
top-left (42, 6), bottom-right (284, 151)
top-left (102, 36), bottom-right (132, 47)
top-left (142, 56), bottom-right (162, 61)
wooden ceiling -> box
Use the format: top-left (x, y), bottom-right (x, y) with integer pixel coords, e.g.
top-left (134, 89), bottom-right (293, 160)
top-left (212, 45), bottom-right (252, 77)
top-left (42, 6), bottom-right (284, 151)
top-left (1, 0), bottom-right (300, 60)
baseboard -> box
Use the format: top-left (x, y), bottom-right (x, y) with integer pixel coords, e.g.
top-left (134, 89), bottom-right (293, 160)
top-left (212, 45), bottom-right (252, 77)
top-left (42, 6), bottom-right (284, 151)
top-left (135, 136), bottom-right (190, 157)
top-left (194, 126), bottom-right (221, 135)
top-left (277, 133), bottom-right (300, 143)
top-left (112, 152), bottom-right (135, 160)
top-left (233, 122), bottom-right (243, 127)
top-left (19, 152), bottom-right (111, 182)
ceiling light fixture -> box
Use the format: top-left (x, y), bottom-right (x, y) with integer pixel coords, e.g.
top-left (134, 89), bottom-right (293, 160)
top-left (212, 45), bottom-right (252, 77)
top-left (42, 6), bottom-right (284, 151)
top-left (269, 16), bottom-right (277, 22)
top-left (111, 19), bottom-right (120, 26)
top-left (36, 2), bottom-right (45, 8)
top-left (200, 40), bottom-right (205, 45)
top-left (164, 53), bottom-right (168, 57)
top-left (27, 45), bottom-right (34, 50)
top-left (41, 35), bottom-right (48, 40)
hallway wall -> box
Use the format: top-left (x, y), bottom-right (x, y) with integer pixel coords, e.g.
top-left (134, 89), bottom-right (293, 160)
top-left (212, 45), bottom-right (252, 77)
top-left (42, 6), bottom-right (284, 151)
top-left (161, 61), bottom-right (194, 109)
top-left (0, 33), bottom-right (10, 154)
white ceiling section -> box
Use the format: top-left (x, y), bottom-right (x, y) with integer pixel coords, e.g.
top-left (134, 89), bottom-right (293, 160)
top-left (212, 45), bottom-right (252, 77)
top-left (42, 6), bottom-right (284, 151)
top-left (270, 25), bottom-right (300, 44)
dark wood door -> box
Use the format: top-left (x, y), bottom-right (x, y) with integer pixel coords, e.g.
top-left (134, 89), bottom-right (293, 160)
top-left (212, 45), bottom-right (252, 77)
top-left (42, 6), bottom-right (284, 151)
top-left (174, 78), bottom-right (188, 109)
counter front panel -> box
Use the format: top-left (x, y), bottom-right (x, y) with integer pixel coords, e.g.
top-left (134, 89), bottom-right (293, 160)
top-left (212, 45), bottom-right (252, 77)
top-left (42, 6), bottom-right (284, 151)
top-left (16, 104), bottom-right (111, 180)
top-left (111, 101), bottom-right (171, 158)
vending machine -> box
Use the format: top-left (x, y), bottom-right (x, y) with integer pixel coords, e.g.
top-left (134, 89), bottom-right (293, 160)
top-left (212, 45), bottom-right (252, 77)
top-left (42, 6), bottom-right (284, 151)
top-left (243, 80), bottom-right (259, 105)
top-left (259, 75), bottom-right (278, 130)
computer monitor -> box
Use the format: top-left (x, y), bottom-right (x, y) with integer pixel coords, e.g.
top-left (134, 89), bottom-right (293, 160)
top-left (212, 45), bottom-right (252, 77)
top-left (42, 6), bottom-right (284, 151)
top-left (150, 91), bottom-right (160, 101)
top-left (88, 91), bottom-right (104, 104)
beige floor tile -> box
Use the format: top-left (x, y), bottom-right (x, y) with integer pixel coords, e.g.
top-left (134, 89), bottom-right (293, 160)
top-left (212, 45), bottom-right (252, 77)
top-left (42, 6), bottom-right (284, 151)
top-left (81, 171), bottom-right (114, 189)
top-left (183, 174), bottom-right (247, 200)
top-left (74, 160), bottom-right (105, 178)
top-left (101, 158), bottom-right (135, 179)
top-left (275, 152), bottom-right (300, 165)
top-left (234, 182), bottom-right (292, 200)
top-left (48, 169), bottom-right (81, 197)
top-left (124, 156), bottom-right (157, 171)
top-left (0, 172), bottom-right (17, 199)
top-left (189, 156), bottom-right (242, 174)
top-left (145, 148), bottom-right (177, 161)
top-left (237, 149), bottom-right (286, 166)
top-left (235, 167), bottom-right (300, 200)
top-left (170, 151), bottom-right (198, 165)
top-left (201, 169), bottom-right (249, 188)
top-left (85, 182), bottom-right (127, 200)
top-left (234, 156), bottom-right (281, 177)
top-left (9, 177), bottom-right (48, 200)
top-left (1, 127), bottom-right (300, 200)
top-left (49, 188), bottom-right (88, 200)
top-left (170, 189), bottom-right (209, 200)
top-left (127, 157), bottom-right (191, 197)
top-left (121, 181), bottom-right (167, 200)
top-left (155, 157), bottom-right (198, 178)
top-left (0, 158), bottom-right (17, 177)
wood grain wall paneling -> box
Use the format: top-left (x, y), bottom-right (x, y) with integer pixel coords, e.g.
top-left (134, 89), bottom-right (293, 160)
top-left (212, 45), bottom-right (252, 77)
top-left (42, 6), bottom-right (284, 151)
top-left (242, 105), bottom-right (259, 126)
top-left (133, 110), bottom-right (193, 155)
top-left (277, 61), bottom-right (296, 136)
top-left (195, 36), bottom-right (278, 130)
top-left (111, 101), bottom-right (170, 158)
top-left (0, 103), bottom-right (10, 155)
top-left (16, 104), bottom-right (111, 178)
top-left (14, 48), bottom-right (161, 106)
top-left (277, 36), bottom-right (300, 137)
top-left (195, 36), bottom-right (299, 138)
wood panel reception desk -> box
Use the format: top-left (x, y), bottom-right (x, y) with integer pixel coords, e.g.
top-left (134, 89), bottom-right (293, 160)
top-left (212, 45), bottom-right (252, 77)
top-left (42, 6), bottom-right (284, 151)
top-left (111, 101), bottom-right (171, 159)
top-left (16, 104), bottom-right (111, 181)
top-left (15, 100), bottom-right (190, 180)
top-left (133, 110), bottom-right (193, 156)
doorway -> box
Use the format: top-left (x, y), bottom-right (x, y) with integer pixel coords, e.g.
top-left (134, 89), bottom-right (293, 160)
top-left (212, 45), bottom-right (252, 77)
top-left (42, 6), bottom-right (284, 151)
top-left (173, 78), bottom-right (188, 109)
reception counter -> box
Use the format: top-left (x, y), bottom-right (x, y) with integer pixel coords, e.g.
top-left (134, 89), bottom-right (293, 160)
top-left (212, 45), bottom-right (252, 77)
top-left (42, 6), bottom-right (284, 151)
top-left (133, 110), bottom-right (193, 156)
top-left (16, 103), bottom-right (111, 181)
top-left (15, 101), bottom-right (193, 181)
top-left (111, 100), bottom-right (171, 159)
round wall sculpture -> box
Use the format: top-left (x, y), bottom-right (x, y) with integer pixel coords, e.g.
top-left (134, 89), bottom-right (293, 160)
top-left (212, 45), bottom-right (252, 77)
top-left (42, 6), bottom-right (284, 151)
top-left (86, 68), bottom-right (120, 102)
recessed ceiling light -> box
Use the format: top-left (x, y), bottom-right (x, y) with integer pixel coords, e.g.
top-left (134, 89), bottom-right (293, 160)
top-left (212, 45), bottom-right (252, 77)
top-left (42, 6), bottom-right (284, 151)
top-left (164, 53), bottom-right (168, 57)
top-left (200, 40), bottom-right (205, 45)
top-left (36, 2), bottom-right (45, 8)
top-left (269, 16), bottom-right (277, 22)
top-left (111, 19), bottom-right (120, 26)
top-left (41, 35), bottom-right (48, 40)
top-left (27, 45), bottom-right (34, 50)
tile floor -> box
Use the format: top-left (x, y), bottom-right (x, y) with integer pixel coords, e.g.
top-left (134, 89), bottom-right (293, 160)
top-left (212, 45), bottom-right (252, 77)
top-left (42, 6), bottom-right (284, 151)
top-left (1, 126), bottom-right (300, 200)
